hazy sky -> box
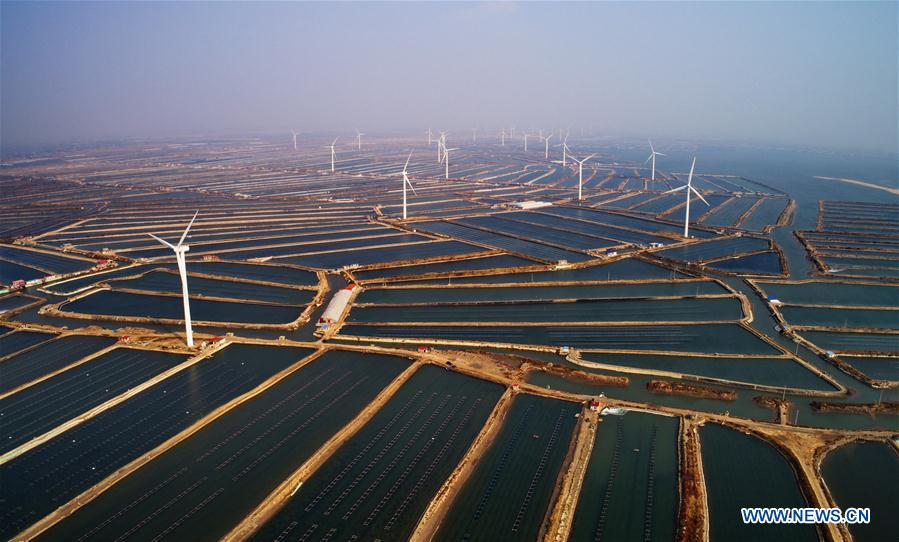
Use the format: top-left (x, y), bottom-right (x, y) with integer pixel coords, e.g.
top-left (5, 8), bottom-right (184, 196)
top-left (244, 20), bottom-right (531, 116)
top-left (2, 1), bottom-right (896, 153)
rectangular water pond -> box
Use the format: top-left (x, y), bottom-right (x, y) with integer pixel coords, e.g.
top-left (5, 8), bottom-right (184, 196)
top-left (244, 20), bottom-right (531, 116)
top-left (32, 350), bottom-right (409, 542)
top-left (250, 365), bottom-right (504, 541)
top-left (0, 335), bottom-right (116, 394)
top-left (0, 348), bottom-right (187, 455)
top-left (0, 343), bottom-right (315, 540)
top-left (700, 423), bottom-right (818, 542)
top-left (434, 393), bottom-right (581, 542)
top-left (353, 254), bottom-right (529, 281)
top-left (347, 297), bottom-right (743, 324)
top-left (339, 323), bottom-right (779, 355)
top-left (570, 411), bottom-right (679, 542)
top-left (62, 290), bottom-right (302, 325)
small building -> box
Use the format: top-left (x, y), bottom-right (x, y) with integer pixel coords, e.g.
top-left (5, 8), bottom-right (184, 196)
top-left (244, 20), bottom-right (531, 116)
top-left (317, 284), bottom-right (358, 328)
top-left (558, 346), bottom-right (570, 356)
top-left (588, 399), bottom-right (601, 412)
top-left (511, 384), bottom-right (521, 392)
top-left (767, 295), bottom-right (782, 306)
top-left (119, 335), bottom-right (131, 343)
top-left (202, 255), bottom-right (220, 261)
top-left (11, 280), bottom-right (26, 290)
top-left (604, 250), bottom-right (618, 258)
top-left (417, 345), bottom-right (431, 353)
top-left (649, 242), bottom-right (665, 249)
top-left (512, 200), bottom-right (552, 210)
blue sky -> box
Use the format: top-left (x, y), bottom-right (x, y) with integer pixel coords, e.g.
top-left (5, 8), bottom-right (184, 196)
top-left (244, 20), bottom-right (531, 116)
top-left (2, 1), bottom-right (896, 153)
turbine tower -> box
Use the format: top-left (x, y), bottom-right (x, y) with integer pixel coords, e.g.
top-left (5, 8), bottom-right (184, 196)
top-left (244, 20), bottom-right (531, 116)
top-left (148, 211), bottom-right (198, 347)
top-left (523, 133), bottom-right (529, 152)
top-left (400, 151), bottom-right (417, 220)
top-left (290, 130), bottom-right (299, 151)
top-left (573, 153), bottom-right (596, 201)
top-left (500, 128), bottom-right (506, 146)
top-left (426, 127), bottom-right (433, 145)
top-left (325, 137), bottom-right (338, 172)
top-left (472, 127), bottom-right (478, 144)
top-left (645, 141), bottom-right (666, 181)
top-left (543, 133), bottom-right (554, 159)
top-left (444, 146), bottom-right (458, 179)
top-left (355, 129), bottom-right (365, 151)
top-left (663, 157), bottom-right (709, 237)
top-left (438, 131), bottom-right (448, 163)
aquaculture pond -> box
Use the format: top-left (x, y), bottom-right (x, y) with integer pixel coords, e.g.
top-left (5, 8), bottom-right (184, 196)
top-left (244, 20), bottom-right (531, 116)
top-left (707, 250), bottom-right (784, 275)
top-left (279, 240), bottom-right (482, 269)
top-left (0, 245), bottom-right (94, 274)
top-left (108, 269), bottom-right (317, 305)
top-left (756, 281), bottom-right (899, 307)
top-left (353, 254), bottom-right (534, 281)
top-left (339, 323), bottom-right (779, 355)
top-left (0, 293), bottom-right (38, 312)
top-left (578, 352), bottom-right (835, 391)
top-left (839, 356), bottom-right (899, 382)
top-left (347, 297), bottom-right (743, 324)
top-left (434, 394), bottom-right (581, 542)
top-left (0, 343), bottom-right (315, 540)
top-left (219, 232), bottom-right (421, 260)
top-left (185, 260), bottom-right (319, 286)
top-left (569, 411), bottom-right (679, 542)
top-left (657, 236), bottom-right (769, 263)
top-left (453, 215), bottom-right (615, 251)
top-left (62, 290), bottom-right (302, 325)
top-left (0, 334), bottom-right (115, 394)
top-left (0, 348), bottom-right (187, 455)
top-left (700, 423), bottom-right (818, 542)
top-left (500, 211), bottom-right (671, 246)
top-left (357, 280), bottom-right (726, 304)
top-left (821, 440), bottom-right (899, 542)
top-left (414, 221), bottom-right (592, 264)
top-left (780, 306), bottom-right (899, 329)
top-left (0, 260), bottom-right (46, 285)
top-left (252, 365), bottom-right (504, 541)
top-left (34, 350), bottom-right (409, 542)
top-left (798, 330), bottom-right (899, 354)
top-left (410, 258), bottom-right (686, 285)
top-left (0, 330), bottom-right (55, 358)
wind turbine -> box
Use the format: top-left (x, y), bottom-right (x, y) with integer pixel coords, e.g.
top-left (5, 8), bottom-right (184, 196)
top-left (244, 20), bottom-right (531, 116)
top-left (400, 151), bottom-right (417, 220)
top-left (147, 211), bottom-right (198, 347)
top-left (523, 133), bottom-right (529, 152)
top-left (438, 131), bottom-right (448, 163)
top-left (444, 146), bottom-right (459, 179)
top-left (500, 128), bottom-right (506, 146)
top-left (290, 130), bottom-right (299, 151)
top-left (426, 127), bottom-right (433, 145)
top-left (573, 153), bottom-right (596, 201)
top-left (663, 157), bottom-right (709, 237)
top-left (472, 127), bottom-right (478, 144)
top-left (542, 133), bottom-right (554, 159)
top-left (355, 129), bottom-right (365, 151)
top-left (325, 137), bottom-right (338, 172)
top-left (555, 133), bottom-right (570, 165)
top-left (645, 141), bottom-right (666, 181)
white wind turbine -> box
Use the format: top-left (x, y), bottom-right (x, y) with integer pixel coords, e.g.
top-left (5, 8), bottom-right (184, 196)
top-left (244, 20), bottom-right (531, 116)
top-left (472, 127), bottom-right (478, 144)
top-left (663, 157), bottom-right (708, 238)
top-left (355, 129), bottom-right (365, 151)
top-left (148, 211), bottom-right (199, 347)
top-left (290, 130), bottom-right (299, 151)
top-left (555, 133), bottom-right (570, 165)
top-left (438, 131), bottom-right (448, 163)
top-left (400, 151), bottom-right (417, 220)
top-left (325, 137), bottom-right (338, 172)
top-left (645, 141), bottom-right (666, 181)
top-left (500, 128), bottom-right (506, 146)
top-left (573, 153), bottom-right (596, 201)
top-left (426, 127), bottom-right (433, 145)
top-left (542, 133), bottom-right (554, 159)
top-left (523, 133), bottom-right (530, 152)
top-left (443, 146), bottom-right (459, 179)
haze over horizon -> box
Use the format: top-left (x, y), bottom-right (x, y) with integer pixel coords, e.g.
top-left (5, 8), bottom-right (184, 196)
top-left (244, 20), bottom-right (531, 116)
top-left (2, 1), bottom-right (897, 155)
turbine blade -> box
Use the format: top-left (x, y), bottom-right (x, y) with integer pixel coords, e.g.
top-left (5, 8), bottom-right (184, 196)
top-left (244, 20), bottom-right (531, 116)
top-left (148, 233), bottom-right (176, 251)
top-left (404, 150), bottom-right (413, 171)
top-left (690, 186), bottom-right (710, 206)
top-left (644, 154), bottom-right (653, 165)
top-left (656, 152), bottom-right (666, 156)
top-left (177, 211), bottom-right (199, 246)
top-left (407, 178), bottom-right (417, 195)
top-left (662, 185), bottom-right (687, 195)
top-left (332, 137), bottom-right (339, 145)
top-left (688, 157), bottom-right (696, 187)
top-left (649, 140), bottom-right (654, 153)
